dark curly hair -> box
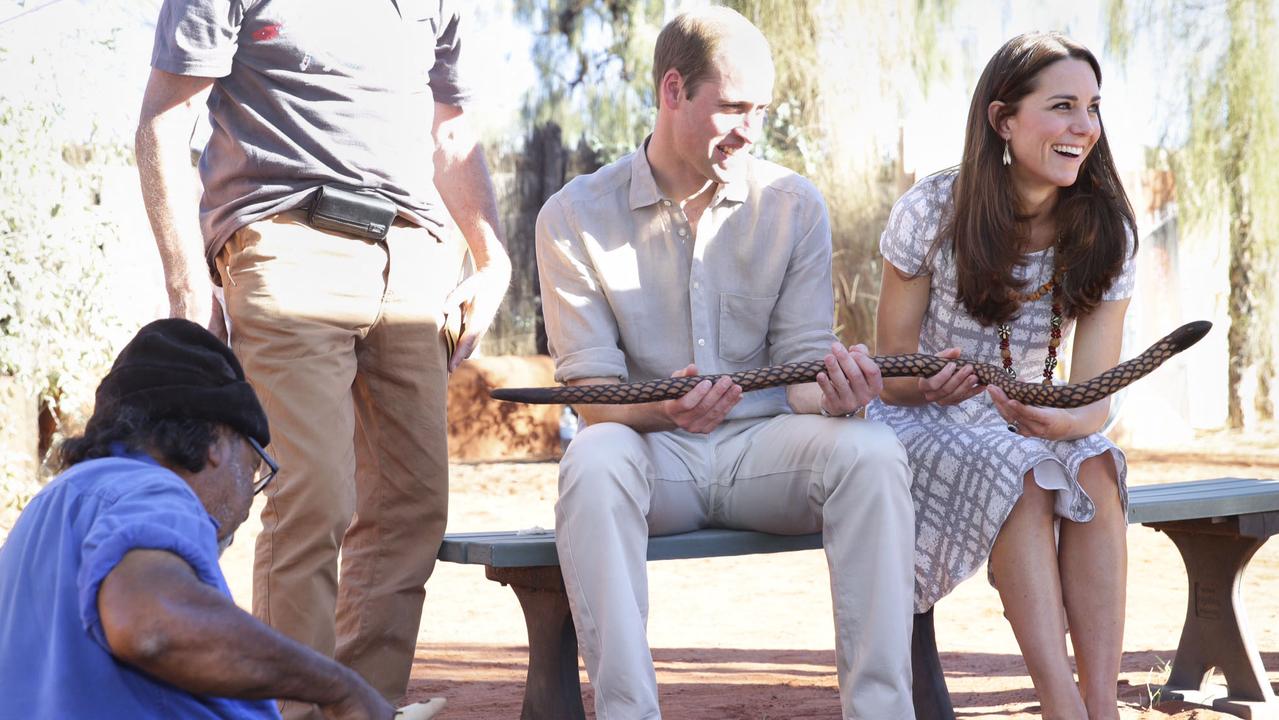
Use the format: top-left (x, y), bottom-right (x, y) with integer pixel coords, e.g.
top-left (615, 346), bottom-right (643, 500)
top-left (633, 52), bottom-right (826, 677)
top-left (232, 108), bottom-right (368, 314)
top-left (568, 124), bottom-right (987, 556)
top-left (56, 405), bottom-right (221, 474)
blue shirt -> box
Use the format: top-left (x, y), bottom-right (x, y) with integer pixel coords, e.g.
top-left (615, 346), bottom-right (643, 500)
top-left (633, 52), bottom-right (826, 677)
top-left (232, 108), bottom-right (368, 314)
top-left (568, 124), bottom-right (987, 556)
top-left (0, 451), bottom-right (280, 719)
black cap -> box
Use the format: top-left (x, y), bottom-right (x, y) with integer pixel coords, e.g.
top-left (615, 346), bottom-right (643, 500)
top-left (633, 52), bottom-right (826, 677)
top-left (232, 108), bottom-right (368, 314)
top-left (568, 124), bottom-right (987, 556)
top-left (93, 319), bottom-right (269, 446)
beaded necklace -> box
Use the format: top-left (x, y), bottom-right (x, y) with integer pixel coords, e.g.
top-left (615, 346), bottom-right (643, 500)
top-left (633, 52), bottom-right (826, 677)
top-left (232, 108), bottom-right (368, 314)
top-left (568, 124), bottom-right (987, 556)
top-left (997, 267), bottom-right (1064, 385)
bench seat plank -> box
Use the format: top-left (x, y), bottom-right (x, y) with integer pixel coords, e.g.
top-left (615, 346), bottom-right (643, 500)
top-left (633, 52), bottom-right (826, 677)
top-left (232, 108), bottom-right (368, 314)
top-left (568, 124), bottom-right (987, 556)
top-left (440, 528), bottom-right (824, 568)
top-left (437, 476), bottom-right (1279, 720)
top-left (1128, 478), bottom-right (1279, 525)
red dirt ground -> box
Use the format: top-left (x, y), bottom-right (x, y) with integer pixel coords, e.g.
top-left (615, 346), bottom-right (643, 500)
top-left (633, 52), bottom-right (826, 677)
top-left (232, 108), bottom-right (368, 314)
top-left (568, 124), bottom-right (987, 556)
top-left (220, 426), bottom-right (1279, 719)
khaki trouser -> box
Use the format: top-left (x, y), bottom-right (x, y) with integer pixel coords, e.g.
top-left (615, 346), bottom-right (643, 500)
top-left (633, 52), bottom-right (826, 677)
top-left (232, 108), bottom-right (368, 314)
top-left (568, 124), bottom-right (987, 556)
top-left (556, 414), bottom-right (917, 720)
top-left (217, 213), bottom-right (463, 718)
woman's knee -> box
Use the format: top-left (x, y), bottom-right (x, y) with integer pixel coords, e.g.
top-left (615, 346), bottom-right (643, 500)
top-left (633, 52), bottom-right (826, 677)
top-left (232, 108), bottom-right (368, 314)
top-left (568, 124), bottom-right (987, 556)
top-left (1077, 453), bottom-right (1123, 509)
top-left (1016, 470), bottom-right (1056, 513)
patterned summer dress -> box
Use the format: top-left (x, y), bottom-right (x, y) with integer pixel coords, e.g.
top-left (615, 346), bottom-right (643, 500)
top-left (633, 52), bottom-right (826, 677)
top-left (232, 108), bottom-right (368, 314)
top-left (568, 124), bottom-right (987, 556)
top-left (866, 172), bottom-right (1136, 612)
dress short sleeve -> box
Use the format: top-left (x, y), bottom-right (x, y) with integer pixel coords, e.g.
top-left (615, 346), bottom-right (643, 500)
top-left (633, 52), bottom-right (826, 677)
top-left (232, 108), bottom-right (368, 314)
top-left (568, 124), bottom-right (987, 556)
top-left (880, 172), bottom-right (954, 276)
top-left (1102, 224), bottom-right (1138, 301)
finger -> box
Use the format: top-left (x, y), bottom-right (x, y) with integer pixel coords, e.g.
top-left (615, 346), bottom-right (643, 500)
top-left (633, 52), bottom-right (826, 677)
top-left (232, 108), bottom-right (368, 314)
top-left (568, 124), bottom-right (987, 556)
top-left (692, 376), bottom-right (735, 413)
top-left (922, 363), bottom-right (955, 394)
top-left (671, 364), bottom-right (699, 379)
top-left (830, 353), bottom-right (867, 408)
top-left (709, 383), bottom-right (743, 418)
top-left (447, 335), bottom-right (478, 372)
top-left (824, 350), bottom-right (856, 399)
top-left (953, 379), bottom-right (986, 403)
top-left (937, 347), bottom-right (962, 360)
top-left (940, 365), bottom-right (978, 399)
top-left (675, 378), bottom-right (715, 410)
top-left (986, 385), bottom-right (1015, 415)
top-left (847, 351), bottom-right (882, 399)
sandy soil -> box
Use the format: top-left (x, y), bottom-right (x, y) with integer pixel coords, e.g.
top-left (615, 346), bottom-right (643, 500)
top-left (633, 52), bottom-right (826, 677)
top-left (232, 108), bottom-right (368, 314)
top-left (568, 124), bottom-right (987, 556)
top-left (220, 426), bottom-right (1279, 719)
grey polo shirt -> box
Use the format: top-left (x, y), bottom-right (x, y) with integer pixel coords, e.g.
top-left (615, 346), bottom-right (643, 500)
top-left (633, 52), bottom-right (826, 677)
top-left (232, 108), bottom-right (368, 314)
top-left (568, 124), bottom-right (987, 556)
top-left (150, 0), bottom-right (474, 263)
top-left (535, 142), bottom-right (839, 422)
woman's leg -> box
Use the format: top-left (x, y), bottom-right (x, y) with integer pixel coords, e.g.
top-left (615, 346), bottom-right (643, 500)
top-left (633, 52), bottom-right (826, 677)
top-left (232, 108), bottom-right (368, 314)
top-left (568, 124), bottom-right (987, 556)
top-left (1059, 454), bottom-right (1127, 720)
top-left (990, 472), bottom-right (1087, 719)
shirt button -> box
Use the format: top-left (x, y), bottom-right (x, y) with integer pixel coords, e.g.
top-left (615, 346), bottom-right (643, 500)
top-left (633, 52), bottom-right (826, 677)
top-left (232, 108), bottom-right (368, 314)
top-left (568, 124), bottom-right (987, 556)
top-left (692, 281), bottom-right (700, 289)
top-left (678, 228), bottom-right (688, 238)
top-left (662, 199), bottom-right (672, 206)
top-left (697, 338), bottom-right (706, 346)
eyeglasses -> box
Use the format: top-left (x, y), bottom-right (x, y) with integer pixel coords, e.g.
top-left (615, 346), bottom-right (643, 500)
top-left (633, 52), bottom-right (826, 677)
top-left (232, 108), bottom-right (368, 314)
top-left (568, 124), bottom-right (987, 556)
top-left (245, 436), bottom-right (279, 495)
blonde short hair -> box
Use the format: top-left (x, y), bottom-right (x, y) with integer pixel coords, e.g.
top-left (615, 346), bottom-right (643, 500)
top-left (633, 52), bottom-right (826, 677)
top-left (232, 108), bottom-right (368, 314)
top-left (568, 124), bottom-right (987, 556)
top-left (652, 7), bottom-right (766, 108)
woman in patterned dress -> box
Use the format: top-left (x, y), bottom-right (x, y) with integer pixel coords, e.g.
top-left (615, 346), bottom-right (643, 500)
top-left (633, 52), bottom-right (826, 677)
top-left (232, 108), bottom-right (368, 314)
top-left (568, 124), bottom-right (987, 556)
top-left (868, 33), bottom-right (1137, 720)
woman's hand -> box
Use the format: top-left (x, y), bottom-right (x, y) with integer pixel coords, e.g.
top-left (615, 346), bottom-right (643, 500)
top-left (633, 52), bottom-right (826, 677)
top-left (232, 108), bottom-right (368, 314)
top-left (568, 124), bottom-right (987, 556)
top-left (917, 348), bottom-right (983, 406)
top-left (987, 385), bottom-right (1078, 440)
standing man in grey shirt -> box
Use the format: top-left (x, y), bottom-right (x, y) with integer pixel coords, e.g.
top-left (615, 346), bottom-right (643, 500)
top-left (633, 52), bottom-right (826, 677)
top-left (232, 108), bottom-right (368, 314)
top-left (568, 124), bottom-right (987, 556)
top-left (536, 8), bottom-right (915, 719)
top-left (135, 2), bottom-right (510, 716)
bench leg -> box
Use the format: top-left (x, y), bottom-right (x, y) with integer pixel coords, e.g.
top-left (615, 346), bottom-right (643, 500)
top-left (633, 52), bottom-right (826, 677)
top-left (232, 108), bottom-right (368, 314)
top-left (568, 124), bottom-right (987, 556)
top-left (1150, 521), bottom-right (1278, 718)
top-left (912, 608), bottom-right (956, 720)
top-left (485, 565), bottom-right (586, 720)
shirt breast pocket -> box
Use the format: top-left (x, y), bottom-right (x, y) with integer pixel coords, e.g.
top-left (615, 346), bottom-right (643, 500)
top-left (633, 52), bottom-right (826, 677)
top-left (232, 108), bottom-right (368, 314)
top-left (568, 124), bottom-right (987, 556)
top-left (718, 292), bottom-right (777, 364)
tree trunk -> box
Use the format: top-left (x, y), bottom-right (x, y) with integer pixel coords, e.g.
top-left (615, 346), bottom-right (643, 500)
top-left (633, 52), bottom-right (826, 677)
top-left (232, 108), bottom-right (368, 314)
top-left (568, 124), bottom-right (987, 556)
top-left (482, 124), bottom-right (600, 357)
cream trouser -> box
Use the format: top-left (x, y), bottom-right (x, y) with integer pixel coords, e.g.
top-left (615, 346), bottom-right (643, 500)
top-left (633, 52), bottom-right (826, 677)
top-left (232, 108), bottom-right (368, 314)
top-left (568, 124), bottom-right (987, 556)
top-left (217, 213), bottom-right (464, 719)
top-left (556, 413), bottom-right (916, 720)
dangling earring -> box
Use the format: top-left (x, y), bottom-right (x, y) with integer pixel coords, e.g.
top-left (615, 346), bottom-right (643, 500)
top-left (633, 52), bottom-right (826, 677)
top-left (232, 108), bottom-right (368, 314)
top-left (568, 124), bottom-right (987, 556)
top-left (1002, 141), bottom-right (1012, 166)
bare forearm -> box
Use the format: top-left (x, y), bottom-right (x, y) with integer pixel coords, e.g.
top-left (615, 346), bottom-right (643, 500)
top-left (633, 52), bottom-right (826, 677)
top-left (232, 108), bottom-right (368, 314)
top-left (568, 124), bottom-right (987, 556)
top-left (135, 73), bottom-right (213, 319)
top-left (573, 398), bottom-right (676, 433)
top-left (786, 383), bottom-right (823, 414)
top-left (100, 551), bottom-right (366, 708)
top-left (123, 584), bottom-right (354, 702)
top-left (880, 377), bottom-right (929, 407)
top-left (1060, 399), bottom-right (1111, 440)
top-left (435, 146), bottom-right (509, 274)
top-left (432, 108), bottom-right (510, 278)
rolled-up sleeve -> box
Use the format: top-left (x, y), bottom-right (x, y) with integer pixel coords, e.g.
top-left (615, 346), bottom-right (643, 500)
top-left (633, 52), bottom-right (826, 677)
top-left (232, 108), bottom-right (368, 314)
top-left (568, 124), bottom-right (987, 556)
top-left (77, 479), bottom-right (224, 653)
top-left (536, 194), bottom-right (629, 383)
top-left (767, 191), bottom-right (839, 365)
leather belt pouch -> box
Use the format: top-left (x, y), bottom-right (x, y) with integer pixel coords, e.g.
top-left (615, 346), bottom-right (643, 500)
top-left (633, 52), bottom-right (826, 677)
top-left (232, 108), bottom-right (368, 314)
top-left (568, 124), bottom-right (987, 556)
top-left (307, 185), bottom-right (396, 241)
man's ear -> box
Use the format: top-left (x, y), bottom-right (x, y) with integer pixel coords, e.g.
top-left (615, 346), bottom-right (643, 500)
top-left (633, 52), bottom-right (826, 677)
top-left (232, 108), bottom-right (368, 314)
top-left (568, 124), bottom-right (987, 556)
top-left (661, 68), bottom-right (685, 109)
top-left (203, 428), bottom-right (234, 471)
top-left (987, 100), bottom-right (1011, 140)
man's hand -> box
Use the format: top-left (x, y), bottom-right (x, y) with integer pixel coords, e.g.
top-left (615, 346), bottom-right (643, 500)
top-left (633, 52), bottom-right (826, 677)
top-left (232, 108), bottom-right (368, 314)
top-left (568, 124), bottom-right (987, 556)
top-left (660, 364), bottom-right (742, 434)
top-left (917, 347), bottom-right (982, 406)
top-left (170, 288), bottom-right (228, 343)
top-left (814, 343), bottom-right (882, 416)
top-left (442, 263), bottom-right (510, 372)
top-left (320, 670), bottom-right (395, 720)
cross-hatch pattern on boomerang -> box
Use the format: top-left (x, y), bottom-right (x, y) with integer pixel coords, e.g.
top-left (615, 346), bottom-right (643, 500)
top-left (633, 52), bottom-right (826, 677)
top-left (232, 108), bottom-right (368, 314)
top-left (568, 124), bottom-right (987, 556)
top-left (490, 321), bottom-right (1212, 409)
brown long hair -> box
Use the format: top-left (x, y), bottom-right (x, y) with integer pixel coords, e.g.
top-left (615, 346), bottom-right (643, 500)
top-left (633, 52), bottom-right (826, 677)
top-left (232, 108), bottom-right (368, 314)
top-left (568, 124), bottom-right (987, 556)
top-left (930, 32), bottom-right (1137, 326)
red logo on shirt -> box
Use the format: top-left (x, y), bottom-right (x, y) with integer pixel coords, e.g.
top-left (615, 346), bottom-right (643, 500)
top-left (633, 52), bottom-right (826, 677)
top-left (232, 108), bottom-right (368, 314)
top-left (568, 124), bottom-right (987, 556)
top-left (252, 24), bottom-right (281, 41)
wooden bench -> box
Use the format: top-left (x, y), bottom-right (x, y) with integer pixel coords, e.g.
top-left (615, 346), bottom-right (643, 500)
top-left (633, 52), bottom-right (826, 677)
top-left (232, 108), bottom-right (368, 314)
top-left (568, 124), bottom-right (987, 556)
top-left (437, 477), bottom-right (1279, 719)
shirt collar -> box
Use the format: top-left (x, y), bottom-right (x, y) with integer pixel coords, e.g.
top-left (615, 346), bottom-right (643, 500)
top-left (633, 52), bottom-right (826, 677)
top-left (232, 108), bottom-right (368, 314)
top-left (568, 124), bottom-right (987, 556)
top-left (628, 138), bottom-right (663, 210)
top-left (628, 136), bottom-right (751, 211)
top-left (109, 442), bottom-right (162, 467)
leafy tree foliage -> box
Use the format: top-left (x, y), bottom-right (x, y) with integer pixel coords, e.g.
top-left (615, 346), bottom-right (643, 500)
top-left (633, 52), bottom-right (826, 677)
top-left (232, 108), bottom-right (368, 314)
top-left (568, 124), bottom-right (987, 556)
top-left (516, 0), bottom-right (954, 342)
top-left (1108, 0), bottom-right (1279, 426)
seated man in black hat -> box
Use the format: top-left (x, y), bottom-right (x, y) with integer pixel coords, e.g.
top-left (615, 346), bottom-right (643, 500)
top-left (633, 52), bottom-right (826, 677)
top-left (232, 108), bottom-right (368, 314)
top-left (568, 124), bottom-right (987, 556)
top-left (0, 319), bottom-right (398, 719)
